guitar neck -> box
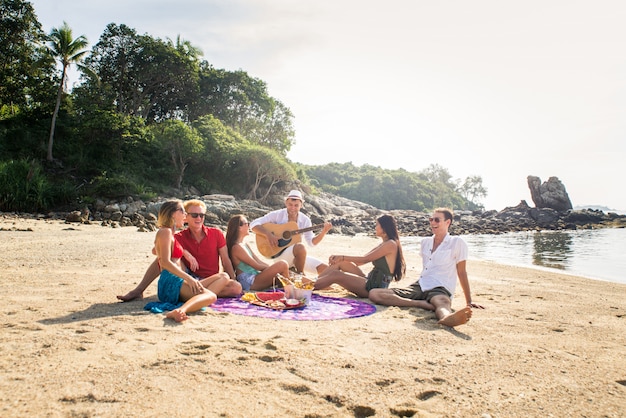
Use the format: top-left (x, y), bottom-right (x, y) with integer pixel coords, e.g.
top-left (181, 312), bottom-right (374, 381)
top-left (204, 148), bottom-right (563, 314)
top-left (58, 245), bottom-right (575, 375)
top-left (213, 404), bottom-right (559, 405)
top-left (290, 224), bottom-right (323, 236)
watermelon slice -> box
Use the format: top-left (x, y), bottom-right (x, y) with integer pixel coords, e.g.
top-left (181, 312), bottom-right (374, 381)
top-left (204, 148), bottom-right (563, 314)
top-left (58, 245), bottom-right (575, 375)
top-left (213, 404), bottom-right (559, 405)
top-left (255, 291), bottom-right (285, 302)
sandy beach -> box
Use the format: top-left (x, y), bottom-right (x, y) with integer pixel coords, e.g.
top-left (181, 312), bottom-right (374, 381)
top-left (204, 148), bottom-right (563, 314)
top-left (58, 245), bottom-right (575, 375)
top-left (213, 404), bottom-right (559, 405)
top-left (0, 215), bottom-right (624, 417)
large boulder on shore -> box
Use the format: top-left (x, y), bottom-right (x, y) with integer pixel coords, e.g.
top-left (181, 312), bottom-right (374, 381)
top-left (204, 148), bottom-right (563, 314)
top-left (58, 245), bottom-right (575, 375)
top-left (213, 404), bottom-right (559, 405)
top-left (527, 175), bottom-right (573, 212)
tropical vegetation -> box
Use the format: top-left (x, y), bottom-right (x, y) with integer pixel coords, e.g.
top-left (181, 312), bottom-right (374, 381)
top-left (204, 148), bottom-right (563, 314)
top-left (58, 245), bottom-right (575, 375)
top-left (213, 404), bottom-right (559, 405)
top-left (0, 0), bottom-right (487, 213)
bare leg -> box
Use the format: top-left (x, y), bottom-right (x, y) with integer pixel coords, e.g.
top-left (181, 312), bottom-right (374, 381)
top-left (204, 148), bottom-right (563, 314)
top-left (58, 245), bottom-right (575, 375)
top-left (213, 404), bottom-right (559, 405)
top-left (166, 291), bottom-right (217, 322)
top-left (318, 260), bottom-right (363, 279)
top-left (430, 295), bottom-right (472, 327)
top-left (292, 243), bottom-right (307, 273)
top-left (437, 307), bottom-right (472, 327)
top-left (368, 288), bottom-right (435, 310)
top-left (117, 259), bottom-right (159, 301)
top-left (218, 279), bottom-right (243, 297)
top-left (315, 262), bottom-right (328, 275)
top-left (314, 270), bottom-right (369, 298)
top-left (199, 273), bottom-right (229, 296)
top-left (250, 260), bottom-right (290, 290)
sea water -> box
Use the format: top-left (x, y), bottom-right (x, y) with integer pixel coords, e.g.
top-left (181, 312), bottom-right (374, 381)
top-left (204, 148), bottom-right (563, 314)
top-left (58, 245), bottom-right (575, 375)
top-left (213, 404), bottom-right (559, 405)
top-left (401, 228), bottom-right (626, 285)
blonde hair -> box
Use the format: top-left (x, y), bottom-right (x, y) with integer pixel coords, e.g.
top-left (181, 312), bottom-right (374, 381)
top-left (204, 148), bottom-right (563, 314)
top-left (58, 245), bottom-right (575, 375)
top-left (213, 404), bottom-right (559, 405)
top-left (184, 199), bottom-right (206, 213)
top-left (156, 199), bottom-right (184, 228)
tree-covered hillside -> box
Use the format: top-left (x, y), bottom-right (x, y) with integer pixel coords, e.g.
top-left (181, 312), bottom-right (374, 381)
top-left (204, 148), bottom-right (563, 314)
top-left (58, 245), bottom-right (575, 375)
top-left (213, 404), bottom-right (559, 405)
top-left (0, 0), bottom-right (486, 213)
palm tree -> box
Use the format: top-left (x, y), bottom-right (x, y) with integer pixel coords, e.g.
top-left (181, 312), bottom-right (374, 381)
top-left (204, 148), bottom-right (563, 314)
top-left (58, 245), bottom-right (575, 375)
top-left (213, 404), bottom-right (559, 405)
top-left (167, 34), bottom-right (203, 62)
top-left (46, 22), bottom-right (89, 162)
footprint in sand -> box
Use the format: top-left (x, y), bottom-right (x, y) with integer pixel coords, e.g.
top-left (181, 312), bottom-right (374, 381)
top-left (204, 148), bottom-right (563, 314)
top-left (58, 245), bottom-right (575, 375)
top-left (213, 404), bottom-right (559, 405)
top-left (177, 342), bottom-right (212, 356)
top-left (280, 383), bottom-right (310, 394)
top-left (417, 390), bottom-right (441, 401)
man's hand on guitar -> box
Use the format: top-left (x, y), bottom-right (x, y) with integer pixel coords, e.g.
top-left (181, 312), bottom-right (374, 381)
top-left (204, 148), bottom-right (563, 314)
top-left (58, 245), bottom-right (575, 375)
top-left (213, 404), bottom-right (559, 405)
top-left (265, 231), bottom-right (279, 248)
top-left (322, 222), bottom-right (333, 234)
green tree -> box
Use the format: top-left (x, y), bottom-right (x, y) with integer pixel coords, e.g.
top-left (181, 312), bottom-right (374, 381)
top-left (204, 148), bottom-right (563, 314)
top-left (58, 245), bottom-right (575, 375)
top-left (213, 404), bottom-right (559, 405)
top-left (83, 24), bottom-right (198, 122)
top-left (458, 175), bottom-right (487, 208)
top-left (238, 145), bottom-right (297, 201)
top-left (71, 109), bottom-right (151, 174)
top-left (0, 0), bottom-right (56, 115)
top-left (245, 98), bottom-right (295, 153)
top-left (167, 34), bottom-right (203, 64)
top-left (46, 21), bottom-right (89, 161)
top-left (300, 161), bottom-right (472, 212)
top-left (151, 120), bottom-right (203, 189)
top-left (195, 65), bottom-right (295, 154)
top-left (419, 163), bottom-right (454, 185)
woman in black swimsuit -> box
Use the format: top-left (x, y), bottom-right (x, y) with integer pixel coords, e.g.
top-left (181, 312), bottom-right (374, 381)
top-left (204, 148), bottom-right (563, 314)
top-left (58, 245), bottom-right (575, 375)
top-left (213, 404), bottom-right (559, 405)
top-left (313, 215), bottom-right (405, 298)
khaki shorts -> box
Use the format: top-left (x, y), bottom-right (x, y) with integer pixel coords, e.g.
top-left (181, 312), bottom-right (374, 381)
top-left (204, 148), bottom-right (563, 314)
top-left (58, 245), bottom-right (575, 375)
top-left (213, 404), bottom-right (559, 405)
top-left (392, 282), bottom-right (451, 302)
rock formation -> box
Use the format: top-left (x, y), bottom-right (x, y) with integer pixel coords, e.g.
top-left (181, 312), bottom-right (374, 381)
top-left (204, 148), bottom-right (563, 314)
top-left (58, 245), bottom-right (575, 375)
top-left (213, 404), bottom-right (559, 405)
top-left (44, 190), bottom-right (626, 237)
top-left (527, 175), bottom-right (573, 212)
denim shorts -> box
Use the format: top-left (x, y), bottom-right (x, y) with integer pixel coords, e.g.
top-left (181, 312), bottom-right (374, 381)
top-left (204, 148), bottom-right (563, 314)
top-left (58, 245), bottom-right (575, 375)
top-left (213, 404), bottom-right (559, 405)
top-left (236, 272), bottom-right (256, 291)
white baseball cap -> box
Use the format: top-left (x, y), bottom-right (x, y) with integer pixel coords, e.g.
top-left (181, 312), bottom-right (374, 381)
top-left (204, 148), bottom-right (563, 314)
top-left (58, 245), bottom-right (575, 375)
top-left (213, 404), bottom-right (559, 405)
top-left (285, 190), bottom-right (304, 202)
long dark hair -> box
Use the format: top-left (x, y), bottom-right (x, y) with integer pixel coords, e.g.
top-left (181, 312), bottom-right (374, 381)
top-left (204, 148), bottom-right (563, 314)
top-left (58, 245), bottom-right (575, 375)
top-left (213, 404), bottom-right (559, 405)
top-left (377, 214), bottom-right (405, 281)
top-left (225, 214), bottom-right (245, 261)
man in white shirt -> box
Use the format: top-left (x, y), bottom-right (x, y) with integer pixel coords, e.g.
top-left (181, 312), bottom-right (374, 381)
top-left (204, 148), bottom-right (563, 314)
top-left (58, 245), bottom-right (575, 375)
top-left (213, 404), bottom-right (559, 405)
top-left (369, 207), bottom-right (484, 327)
top-left (250, 190), bottom-right (332, 275)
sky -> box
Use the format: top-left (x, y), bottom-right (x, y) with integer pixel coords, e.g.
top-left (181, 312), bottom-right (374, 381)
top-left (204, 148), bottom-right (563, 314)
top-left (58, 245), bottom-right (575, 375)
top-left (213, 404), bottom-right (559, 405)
top-left (31, 0), bottom-right (626, 212)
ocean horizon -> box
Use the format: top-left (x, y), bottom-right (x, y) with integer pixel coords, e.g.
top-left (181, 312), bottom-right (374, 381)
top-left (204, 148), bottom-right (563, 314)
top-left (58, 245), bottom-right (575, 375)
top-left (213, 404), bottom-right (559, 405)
top-left (402, 228), bottom-right (626, 285)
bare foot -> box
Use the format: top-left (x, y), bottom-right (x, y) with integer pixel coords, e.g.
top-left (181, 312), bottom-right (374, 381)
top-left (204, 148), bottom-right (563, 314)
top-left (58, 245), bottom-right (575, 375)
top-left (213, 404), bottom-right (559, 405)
top-left (437, 306), bottom-right (472, 327)
top-left (116, 290), bottom-right (143, 302)
top-left (165, 309), bottom-right (188, 322)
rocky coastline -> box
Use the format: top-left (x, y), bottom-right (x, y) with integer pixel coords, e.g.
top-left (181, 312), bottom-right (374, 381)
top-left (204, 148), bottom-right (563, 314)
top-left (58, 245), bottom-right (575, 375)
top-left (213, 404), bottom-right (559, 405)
top-left (4, 191), bottom-right (625, 237)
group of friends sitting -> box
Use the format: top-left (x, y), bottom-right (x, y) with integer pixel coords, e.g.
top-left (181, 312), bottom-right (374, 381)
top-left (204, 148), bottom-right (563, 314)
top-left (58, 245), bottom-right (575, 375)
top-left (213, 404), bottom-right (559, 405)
top-left (117, 190), bottom-right (484, 325)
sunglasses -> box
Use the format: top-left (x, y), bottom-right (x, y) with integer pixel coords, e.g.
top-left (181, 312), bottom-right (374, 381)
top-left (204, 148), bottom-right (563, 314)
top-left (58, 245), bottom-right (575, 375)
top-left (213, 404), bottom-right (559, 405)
top-left (188, 213), bottom-right (205, 219)
top-left (240, 221), bottom-right (249, 226)
top-left (429, 217), bottom-right (444, 223)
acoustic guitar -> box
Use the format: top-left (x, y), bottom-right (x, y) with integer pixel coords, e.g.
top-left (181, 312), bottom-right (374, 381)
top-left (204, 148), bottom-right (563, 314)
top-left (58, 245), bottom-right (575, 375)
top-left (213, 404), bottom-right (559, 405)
top-left (255, 219), bottom-right (346, 258)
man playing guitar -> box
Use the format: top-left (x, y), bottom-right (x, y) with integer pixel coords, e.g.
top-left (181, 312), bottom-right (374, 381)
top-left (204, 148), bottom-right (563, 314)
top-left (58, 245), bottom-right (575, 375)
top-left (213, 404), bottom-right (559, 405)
top-left (250, 190), bottom-right (333, 275)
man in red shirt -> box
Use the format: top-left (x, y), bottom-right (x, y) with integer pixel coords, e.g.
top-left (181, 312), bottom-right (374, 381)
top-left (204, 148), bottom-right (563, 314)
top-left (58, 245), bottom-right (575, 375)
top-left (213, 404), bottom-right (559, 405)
top-left (117, 199), bottom-right (242, 301)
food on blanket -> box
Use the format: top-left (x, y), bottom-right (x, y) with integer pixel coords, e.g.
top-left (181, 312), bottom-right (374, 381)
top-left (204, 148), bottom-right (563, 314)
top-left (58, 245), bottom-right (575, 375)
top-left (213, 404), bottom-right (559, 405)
top-left (240, 289), bottom-right (304, 310)
top-left (279, 273), bottom-right (315, 290)
top-left (255, 291), bottom-right (285, 302)
top-left (285, 298), bottom-right (301, 307)
top-left (297, 282), bottom-right (314, 290)
top-left (241, 292), bottom-right (256, 302)
top-left (266, 299), bottom-right (286, 308)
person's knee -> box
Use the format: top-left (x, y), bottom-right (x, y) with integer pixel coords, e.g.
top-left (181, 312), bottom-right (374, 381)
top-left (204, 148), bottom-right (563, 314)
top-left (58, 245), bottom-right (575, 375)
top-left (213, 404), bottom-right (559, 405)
top-left (227, 280), bottom-right (242, 295)
top-left (293, 243), bottom-right (306, 257)
top-left (368, 288), bottom-right (386, 304)
top-left (205, 291), bottom-right (218, 305)
top-left (429, 294), bottom-right (451, 308)
top-left (316, 263), bottom-right (328, 274)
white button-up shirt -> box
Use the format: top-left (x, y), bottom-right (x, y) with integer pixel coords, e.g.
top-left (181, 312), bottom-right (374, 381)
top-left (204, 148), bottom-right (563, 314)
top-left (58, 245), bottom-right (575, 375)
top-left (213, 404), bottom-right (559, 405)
top-left (418, 233), bottom-right (468, 294)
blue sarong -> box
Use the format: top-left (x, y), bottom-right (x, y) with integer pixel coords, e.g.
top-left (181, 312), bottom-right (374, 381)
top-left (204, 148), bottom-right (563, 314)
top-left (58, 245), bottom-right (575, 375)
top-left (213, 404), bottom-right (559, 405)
top-left (144, 269), bottom-right (184, 313)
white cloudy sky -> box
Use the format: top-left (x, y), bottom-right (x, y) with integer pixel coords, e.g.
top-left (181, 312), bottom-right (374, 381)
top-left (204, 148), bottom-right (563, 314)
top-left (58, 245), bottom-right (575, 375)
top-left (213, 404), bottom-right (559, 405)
top-left (32, 0), bottom-right (626, 211)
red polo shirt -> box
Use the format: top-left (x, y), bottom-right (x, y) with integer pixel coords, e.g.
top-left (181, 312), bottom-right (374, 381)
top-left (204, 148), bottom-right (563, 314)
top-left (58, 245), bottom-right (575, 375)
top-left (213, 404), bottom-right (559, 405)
top-left (176, 225), bottom-right (226, 278)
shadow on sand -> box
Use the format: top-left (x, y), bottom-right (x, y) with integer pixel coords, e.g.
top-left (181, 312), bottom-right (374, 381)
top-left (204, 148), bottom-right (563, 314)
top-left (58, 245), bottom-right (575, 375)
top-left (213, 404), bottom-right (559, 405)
top-left (38, 297), bottom-right (157, 325)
